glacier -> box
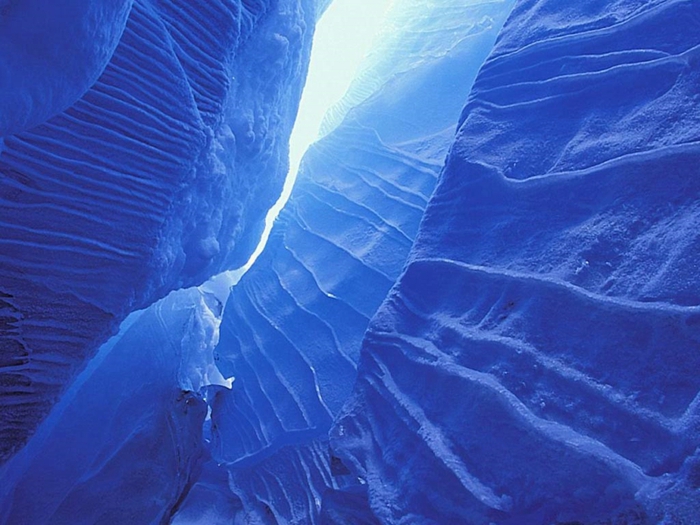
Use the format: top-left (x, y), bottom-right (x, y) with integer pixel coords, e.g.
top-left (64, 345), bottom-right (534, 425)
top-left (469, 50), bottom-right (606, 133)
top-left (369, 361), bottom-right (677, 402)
top-left (1, 0), bottom-right (700, 523)
top-left (179, 1), bottom-right (515, 523)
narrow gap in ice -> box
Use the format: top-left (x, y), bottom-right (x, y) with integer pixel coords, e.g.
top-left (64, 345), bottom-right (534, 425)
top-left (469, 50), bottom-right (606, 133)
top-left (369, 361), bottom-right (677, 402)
top-left (231, 0), bottom-right (394, 279)
top-left (195, 1), bottom-right (394, 389)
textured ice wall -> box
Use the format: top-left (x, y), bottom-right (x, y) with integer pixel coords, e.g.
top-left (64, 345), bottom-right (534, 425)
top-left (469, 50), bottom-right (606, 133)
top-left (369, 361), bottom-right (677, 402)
top-left (332, 0), bottom-right (700, 523)
top-left (0, 0), bottom-right (318, 463)
top-left (169, 1), bottom-right (516, 523)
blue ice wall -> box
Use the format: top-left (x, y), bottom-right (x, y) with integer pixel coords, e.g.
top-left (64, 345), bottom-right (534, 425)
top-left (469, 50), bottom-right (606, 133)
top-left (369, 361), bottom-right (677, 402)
top-left (0, 289), bottom-right (215, 524)
top-left (332, 0), bottom-right (700, 523)
top-left (169, 1), bottom-right (516, 523)
top-left (0, 0), bottom-right (133, 136)
top-left (3, 0), bottom-right (698, 522)
top-left (0, 0), bottom-right (319, 463)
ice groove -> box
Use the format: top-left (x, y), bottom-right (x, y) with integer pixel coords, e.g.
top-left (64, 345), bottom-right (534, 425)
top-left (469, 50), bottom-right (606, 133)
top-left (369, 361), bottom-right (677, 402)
top-left (244, 278), bottom-right (335, 422)
top-left (374, 339), bottom-right (649, 488)
top-left (271, 265), bottom-right (357, 369)
top-left (333, 0), bottom-right (700, 521)
top-left (280, 241), bottom-right (371, 322)
top-left (299, 184), bottom-right (414, 244)
top-left (368, 355), bottom-right (510, 511)
top-left (417, 257), bottom-right (700, 314)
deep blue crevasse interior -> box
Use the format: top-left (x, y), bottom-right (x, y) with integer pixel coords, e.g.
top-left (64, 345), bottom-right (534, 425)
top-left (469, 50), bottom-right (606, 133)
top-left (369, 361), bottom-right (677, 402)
top-left (0, 0), bottom-right (699, 524)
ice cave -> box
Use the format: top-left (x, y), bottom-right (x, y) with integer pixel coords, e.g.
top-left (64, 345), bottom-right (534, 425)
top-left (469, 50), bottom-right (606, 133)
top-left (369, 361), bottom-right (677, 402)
top-left (0, 0), bottom-right (699, 523)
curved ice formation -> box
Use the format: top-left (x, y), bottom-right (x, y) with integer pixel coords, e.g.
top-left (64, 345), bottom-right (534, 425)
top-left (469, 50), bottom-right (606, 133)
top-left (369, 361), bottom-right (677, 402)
top-left (332, 0), bottom-right (700, 523)
top-left (2, 0), bottom-right (697, 522)
top-left (0, 260), bottom-right (240, 522)
top-left (169, 1), bottom-right (516, 522)
top-left (0, 0), bottom-right (133, 136)
top-left (0, 0), bottom-right (318, 463)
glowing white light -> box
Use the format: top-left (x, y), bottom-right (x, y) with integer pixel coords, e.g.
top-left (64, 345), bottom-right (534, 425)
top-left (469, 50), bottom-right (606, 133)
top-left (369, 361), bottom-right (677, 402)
top-left (245, 0), bottom-right (393, 268)
top-left (203, 0), bottom-right (393, 301)
top-left (289, 0), bottom-right (394, 173)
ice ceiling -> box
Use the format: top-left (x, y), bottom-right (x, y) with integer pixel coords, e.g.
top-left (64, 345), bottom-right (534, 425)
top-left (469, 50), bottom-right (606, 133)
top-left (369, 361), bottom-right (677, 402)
top-left (0, 0), bottom-right (699, 524)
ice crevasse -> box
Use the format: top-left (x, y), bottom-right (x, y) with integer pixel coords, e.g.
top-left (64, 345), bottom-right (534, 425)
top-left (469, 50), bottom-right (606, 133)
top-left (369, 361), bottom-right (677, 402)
top-left (1, 0), bottom-right (517, 522)
top-left (0, 0), bottom-right (699, 524)
top-left (0, 0), bottom-right (324, 465)
top-left (189, 1), bottom-right (516, 523)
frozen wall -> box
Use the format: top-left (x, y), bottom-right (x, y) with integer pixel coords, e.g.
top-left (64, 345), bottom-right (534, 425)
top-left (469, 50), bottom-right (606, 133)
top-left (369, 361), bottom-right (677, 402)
top-left (0, 0), bottom-right (133, 136)
top-left (0, 289), bottom-right (215, 524)
top-left (171, 1), bottom-right (516, 523)
top-left (3, 0), bottom-right (698, 522)
top-left (332, 0), bottom-right (700, 523)
top-left (0, 0), bottom-right (319, 464)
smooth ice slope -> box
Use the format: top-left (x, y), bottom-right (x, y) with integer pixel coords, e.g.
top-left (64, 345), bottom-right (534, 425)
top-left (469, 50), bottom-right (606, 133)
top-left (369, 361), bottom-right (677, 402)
top-left (0, 0), bottom-right (319, 463)
top-left (332, 0), bottom-right (700, 523)
top-left (0, 289), bottom-right (216, 524)
top-left (170, 1), bottom-right (516, 523)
